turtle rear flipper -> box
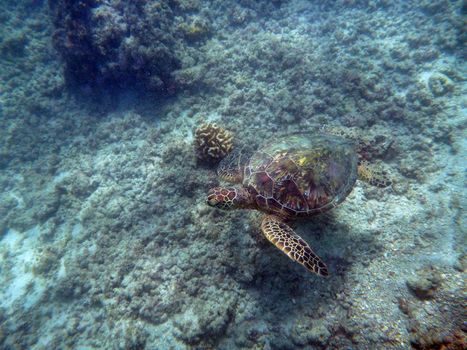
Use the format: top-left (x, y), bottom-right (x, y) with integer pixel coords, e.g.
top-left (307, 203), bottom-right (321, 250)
top-left (358, 161), bottom-right (392, 188)
top-left (261, 215), bottom-right (329, 276)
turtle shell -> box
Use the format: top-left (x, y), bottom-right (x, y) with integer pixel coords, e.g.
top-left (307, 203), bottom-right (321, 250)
top-left (244, 133), bottom-right (358, 217)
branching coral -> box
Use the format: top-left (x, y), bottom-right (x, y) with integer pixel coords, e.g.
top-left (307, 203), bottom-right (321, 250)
top-left (194, 122), bottom-right (233, 163)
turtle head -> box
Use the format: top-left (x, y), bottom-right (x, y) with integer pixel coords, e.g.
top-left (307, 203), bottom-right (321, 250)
top-left (207, 187), bottom-right (253, 210)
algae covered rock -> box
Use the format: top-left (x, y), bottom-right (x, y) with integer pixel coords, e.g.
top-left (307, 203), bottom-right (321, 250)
top-left (291, 319), bottom-right (331, 347)
top-left (173, 294), bottom-right (235, 345)
top-left (49, 0), bottom-right (186, 93)
top-left (406, 266), bottom-right (442, 299)
top-left (428, 73), bottom-right (454, 96)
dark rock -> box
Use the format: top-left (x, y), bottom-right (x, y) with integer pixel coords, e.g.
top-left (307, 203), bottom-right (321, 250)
top-left (49, 0), bottom-right (184, 94)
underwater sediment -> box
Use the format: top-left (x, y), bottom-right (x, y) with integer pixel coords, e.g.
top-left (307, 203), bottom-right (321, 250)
top-left (0, 0), bottom-right (465, 349)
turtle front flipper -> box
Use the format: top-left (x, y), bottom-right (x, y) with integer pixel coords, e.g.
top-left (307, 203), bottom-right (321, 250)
top-left (261, 215), bottom-right (329, 276)
top-left (217, 146), bottom-right (252, 184)
top-left (217, 167), bottom-right (243, 184)
top-left (358, 161), bottom-right (392, 188)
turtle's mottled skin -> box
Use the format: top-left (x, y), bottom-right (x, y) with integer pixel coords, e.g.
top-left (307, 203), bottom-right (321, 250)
top-left (207, 133), bottom-right (387, 276)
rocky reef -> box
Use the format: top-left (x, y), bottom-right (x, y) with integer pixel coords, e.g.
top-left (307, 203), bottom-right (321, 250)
top-left (0, 0), bottom-right (465, 349)
top-left (49, 0), bottom-right (208, 93)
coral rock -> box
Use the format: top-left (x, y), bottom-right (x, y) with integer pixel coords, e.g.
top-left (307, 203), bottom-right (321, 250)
top-left (194, 122), bottom-right (233, 163)
top-left (406, 266), bottom-right (441, 299)
top-left (428, 73), bottom-right (454, 97)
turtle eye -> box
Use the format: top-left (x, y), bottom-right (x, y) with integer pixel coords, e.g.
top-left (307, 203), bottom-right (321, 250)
top-left (206, 190), bottom-right (220, 206)
top-left (206, 195), bottom-right (217, 206)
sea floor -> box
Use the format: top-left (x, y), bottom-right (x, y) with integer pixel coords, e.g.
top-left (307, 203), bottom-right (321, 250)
top-left (0, 1), bottom-right (465, 349)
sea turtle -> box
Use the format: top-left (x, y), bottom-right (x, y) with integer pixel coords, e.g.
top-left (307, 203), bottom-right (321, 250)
top-left (206, 133), bottom-right (391, 276)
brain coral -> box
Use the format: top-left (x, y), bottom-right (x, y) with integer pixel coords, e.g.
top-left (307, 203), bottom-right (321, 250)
top-left (194, 123), bottom-right (233, 163)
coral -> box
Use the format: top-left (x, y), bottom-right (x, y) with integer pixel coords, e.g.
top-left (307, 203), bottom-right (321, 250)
top-left (411, 329), bottom-right (467, 350)
top-left (173, 298), bottom-right (234, 345)
top-left (194, 122), bottom-right (234, 163)
top-left (406, 265), bottom-right (442, 299)
top-left (32, 247), bottom-right (61, 275)
top-left (0, 33), bottom-right (28, 58)
top-left (358, 160), bottom-right (392, 187)
top-left (49, 0), bottom-right (184, 93)
top-left (49, 0), bottom-right (99, 86)
top-left (428, 73), bottom-right (455, 96)
top-left (291, 319), bottom-right (331, 347)
top-left (179, 18), bottom-right (210, 41)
